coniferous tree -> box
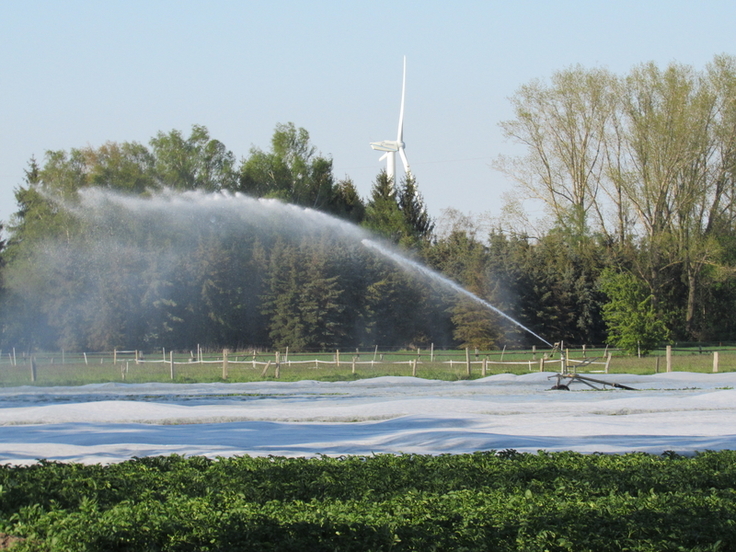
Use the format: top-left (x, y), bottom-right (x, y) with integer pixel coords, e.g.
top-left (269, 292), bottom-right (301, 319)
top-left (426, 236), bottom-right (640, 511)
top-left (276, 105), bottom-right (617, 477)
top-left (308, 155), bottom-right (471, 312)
top-left (426, 226), bottom-right (502, 348)
top-left (260, 236), bottom-right (350, 351)
top-left (364, 267), bottom-right (427, 348)
top-left (398, 174), bottom-right (434, 247)
top-left (2, 157), bottom-right (72, 349)
top-left (451, 300), bottom-right (502, 350)
top-left (300, 242), bottom-right (347, 350)
top-left (363, 170), bottom-right (409, 244)
top-left (330, 178), bottom-right (366, 223)
top-left (261, 240), bottom-right (304, 350)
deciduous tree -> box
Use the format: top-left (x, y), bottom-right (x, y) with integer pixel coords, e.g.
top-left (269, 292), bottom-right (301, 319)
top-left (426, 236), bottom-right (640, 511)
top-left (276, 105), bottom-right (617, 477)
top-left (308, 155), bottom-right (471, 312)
top-left (150, 125), bottom-right (237, 191)
top-left (239, 123), bottom-right (355, 216)
top-left (497, 66), bottom-right (618, 241)
top-left (599, 268), bottom-right (669, 354)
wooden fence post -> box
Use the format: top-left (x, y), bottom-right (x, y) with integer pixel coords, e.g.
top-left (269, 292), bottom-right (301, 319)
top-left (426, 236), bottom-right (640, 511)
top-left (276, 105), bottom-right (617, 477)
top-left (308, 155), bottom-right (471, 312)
top-left (336, 349), bottom-right (340, 367)
top-left (713, 351), bottom-right (719, 373)
top-left (430, 343), bottom-right (434, 362)
top-left (412, 359), bottom-right (417, 377)
top-left (222, 349), bottom-right (229, 379)
top-left (352, 356), bottom-right (356, 374)
top-left (30, 356), bottom-right (37, 383)
top-left (605, 353), bottom-right (612, 374)
top-left (532, 345), bottom-right (536, 361)
top-left (482, 358), bottom-right (487, 377)
top-left (666, 345), bottom-right (672, 373)
top-left (169, 351), bottom-right (175, 380)
top-left (275, 352), bottom-right (281, 379)
top-left (113, 348), bottom-right (117, 365)
top-left (465, 347), bottom-right (471, 377)
top-left (261, 361), bottom-right (271, 377)
top-left (539, 355), bottom-right (545, 372)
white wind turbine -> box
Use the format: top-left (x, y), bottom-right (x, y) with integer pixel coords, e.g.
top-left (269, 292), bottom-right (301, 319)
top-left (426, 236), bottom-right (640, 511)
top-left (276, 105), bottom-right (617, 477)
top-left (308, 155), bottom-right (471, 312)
top-left (370, 56), bottom-right (411, 187)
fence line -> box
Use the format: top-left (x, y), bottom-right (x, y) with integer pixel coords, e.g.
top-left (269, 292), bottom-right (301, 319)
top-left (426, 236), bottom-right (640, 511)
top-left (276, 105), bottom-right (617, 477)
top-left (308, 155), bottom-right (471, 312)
top-left (2, 344), bottom-right (735, 385)
top-left (6, 343), bottom-right (736, 363)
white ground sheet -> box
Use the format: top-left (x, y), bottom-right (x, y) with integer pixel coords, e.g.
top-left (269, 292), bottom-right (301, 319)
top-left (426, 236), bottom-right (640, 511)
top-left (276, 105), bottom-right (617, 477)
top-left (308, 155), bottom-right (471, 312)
top-left (1, 372), bottom-right (735, 465)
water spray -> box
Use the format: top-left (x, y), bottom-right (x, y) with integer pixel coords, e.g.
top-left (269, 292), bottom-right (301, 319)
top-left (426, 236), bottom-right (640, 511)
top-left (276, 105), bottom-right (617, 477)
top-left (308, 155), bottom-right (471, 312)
top-left (25, 188), bottom-right (554, 351)
top-left (361, 239), bottom-right (554, 348)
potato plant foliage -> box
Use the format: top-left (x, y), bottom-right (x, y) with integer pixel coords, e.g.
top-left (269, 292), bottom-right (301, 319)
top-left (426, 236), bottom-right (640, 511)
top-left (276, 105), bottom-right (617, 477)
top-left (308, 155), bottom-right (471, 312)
top-left (0, 451), bottom-right (735, 551)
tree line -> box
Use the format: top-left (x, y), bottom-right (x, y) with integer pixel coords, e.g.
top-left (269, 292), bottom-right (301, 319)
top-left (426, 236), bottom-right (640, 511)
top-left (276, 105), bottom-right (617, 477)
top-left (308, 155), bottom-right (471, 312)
top-left (0, 123), bottom-right (451, 353)
top-left (497, 54), bottom-right (736, 352)
top-left (2, 55), bottom-right (736, 354)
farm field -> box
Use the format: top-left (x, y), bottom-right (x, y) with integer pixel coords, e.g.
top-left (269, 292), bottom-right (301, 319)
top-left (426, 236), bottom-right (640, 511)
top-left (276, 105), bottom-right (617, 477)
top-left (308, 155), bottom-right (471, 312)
top-left (1, 451), bottom-right (736, 551)
top-left (1, 372), bottom-right (735, 463)
top-left (1, 368), bottom-right (736, 549)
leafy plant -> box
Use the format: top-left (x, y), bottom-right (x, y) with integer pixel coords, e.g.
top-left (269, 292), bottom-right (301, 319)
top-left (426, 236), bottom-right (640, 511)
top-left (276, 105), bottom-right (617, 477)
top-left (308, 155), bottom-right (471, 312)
top-left (1, 451), bottom-right (735, 550)
top-left (599, 268), bottom-right (669, 355)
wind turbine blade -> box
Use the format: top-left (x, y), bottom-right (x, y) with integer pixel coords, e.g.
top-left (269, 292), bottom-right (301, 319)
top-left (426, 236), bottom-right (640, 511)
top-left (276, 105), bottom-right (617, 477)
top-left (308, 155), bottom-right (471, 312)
top-left (397, 56), bottom-right (406, 142)
top-left (399, 147), bottom-right (411, 176)
top-left (387, 151), bottom-right (396, 185)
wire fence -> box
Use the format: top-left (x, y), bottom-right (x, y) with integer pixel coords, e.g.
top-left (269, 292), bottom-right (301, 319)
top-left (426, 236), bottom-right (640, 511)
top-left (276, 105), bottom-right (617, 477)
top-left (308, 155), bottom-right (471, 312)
top-left (2, 344), bottom-right (736, 386)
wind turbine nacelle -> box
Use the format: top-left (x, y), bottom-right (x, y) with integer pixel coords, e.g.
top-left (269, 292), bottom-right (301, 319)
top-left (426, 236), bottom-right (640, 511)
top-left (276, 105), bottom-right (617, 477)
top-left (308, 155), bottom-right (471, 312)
top-left (370, 140), bottom-right (400, 152)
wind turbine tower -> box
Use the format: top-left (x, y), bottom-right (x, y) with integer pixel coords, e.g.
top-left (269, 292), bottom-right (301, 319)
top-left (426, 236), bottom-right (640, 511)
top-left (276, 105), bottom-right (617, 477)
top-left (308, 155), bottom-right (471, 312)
top-left (370, 56), bottom-right (411, 187)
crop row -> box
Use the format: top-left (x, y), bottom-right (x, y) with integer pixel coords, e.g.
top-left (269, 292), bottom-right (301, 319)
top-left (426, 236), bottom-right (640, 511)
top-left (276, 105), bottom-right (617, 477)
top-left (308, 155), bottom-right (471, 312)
top-left (1, 451), bottom-right (735, 551)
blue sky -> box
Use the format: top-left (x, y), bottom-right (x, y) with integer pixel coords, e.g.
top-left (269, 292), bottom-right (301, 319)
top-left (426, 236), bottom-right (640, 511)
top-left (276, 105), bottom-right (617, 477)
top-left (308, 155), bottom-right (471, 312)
top-left (1, 1), bottom-right (735, 231)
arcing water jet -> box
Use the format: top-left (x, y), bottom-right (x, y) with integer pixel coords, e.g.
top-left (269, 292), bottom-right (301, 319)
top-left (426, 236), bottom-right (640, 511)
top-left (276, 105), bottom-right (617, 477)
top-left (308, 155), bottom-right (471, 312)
top-left (14, 189), bottom-right (551, 349)
top-left (361, 239), bottom-right (553, 348)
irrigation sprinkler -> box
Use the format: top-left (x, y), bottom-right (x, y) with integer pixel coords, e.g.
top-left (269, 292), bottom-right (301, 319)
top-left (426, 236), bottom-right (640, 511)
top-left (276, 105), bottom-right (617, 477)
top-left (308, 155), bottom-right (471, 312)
top-left (549, 372), bottom-right (637, 391)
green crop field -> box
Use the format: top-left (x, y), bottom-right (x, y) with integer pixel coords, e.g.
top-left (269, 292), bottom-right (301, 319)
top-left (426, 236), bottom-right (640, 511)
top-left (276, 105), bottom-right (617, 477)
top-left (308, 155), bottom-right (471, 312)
top-left (1, 451), bottom-right (735, 551)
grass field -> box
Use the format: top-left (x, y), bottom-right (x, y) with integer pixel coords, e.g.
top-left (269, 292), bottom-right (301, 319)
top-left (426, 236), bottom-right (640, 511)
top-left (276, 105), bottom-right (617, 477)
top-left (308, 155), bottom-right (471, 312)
top-left (2, 346), bottom-right (735, 386)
